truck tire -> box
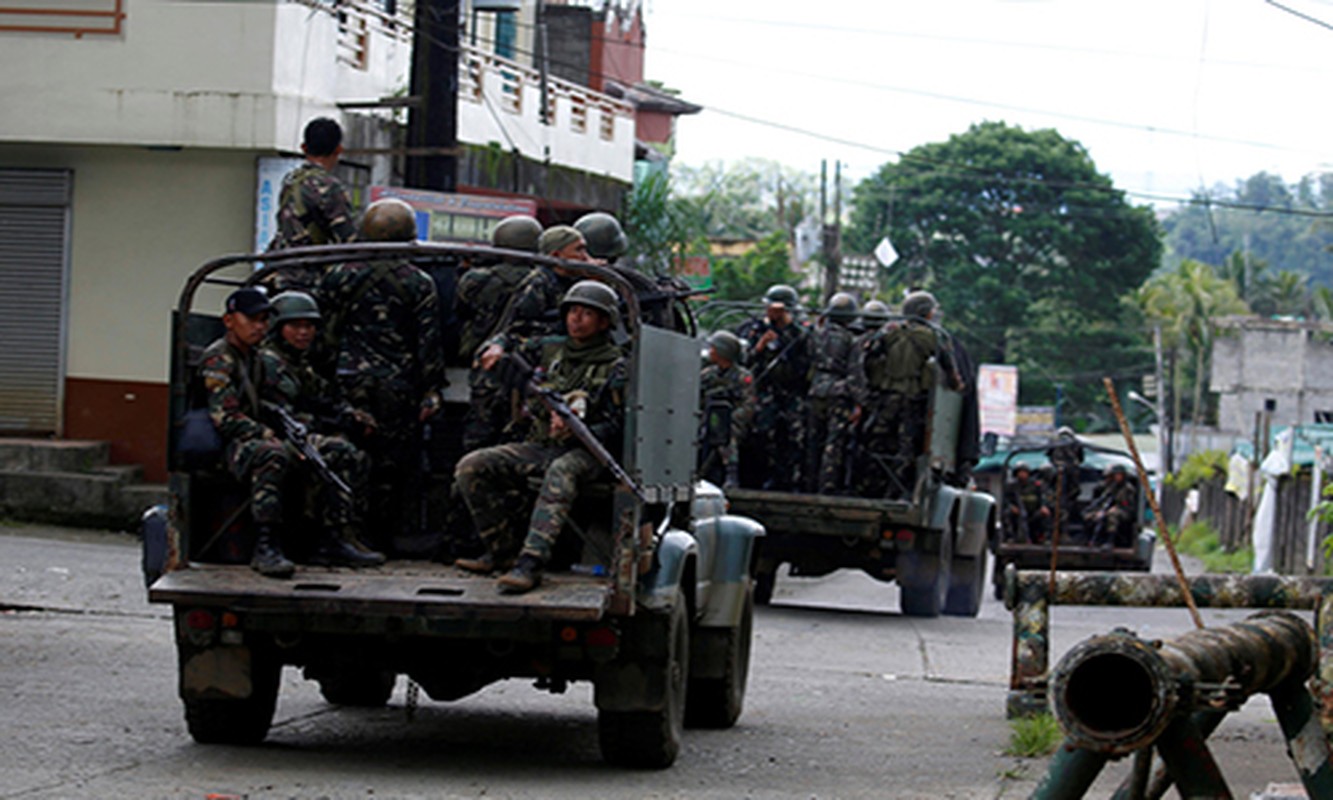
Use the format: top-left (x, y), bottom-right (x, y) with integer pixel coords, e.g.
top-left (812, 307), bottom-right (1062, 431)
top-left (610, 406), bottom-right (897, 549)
top-left (943, 548), bottom-right (986, 617)
top-left (685, 583), bottom-right (753, 729)
top-left (183, 654), bottom-right (280, 745)
top-left (598, 590), bottom-right (689, 768)
top-left (753, 566), bottom-right (776, 606)
top-left (317, 669), bottom-right (397, 708)
top-left (897, 529), bottom-right (952, 618)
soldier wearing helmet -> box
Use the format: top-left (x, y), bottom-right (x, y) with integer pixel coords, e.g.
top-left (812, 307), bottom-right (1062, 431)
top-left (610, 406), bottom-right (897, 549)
top-left (257, 291), bottom-right (384, 568)
top-left (699, 330), bottom-right (755, 488)
top-left (456, 279), bottom-right (628, 594)
top-left (860, 300), bottom-right (890, 330)
top-left (573, 211), bottom-right (629, 262)
top-left (455, 215), bottom-right (543, 451)
top-left (265, 118), bottom-right (358, 292)
top-left (806, 292), bottom-right (861, 494)
top-left (739, 283), bottom-right (812, 491)
top-left (1002, 462), bottom-right (1052, 544)
top-left (1085, 461), bottom-right (1137, 548)
top-left (318, 198), bottom-right (444, 554)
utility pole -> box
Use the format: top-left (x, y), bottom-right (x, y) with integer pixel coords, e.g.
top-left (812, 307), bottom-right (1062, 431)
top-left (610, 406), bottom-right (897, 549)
top-left (1154, 325), bottom-right (1171, 475)
top-left (821, 160), bottom-right (842, 302)
top-left (406, 0), bottom-right (459, 192)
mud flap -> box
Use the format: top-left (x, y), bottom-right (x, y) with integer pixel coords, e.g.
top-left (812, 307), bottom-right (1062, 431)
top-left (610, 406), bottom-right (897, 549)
top-left (181, 646), bottom-right (254, 700)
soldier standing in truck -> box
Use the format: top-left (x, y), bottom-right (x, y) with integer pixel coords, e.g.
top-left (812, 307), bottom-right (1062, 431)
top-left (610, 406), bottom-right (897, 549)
top-left (745, 284), bottom-right (811, 491)
top-left (699, 330), bottom-right (754, 489)
top-left (807, 292), bottom-right (860, 494)
top-left (265, 117), bottom-right (358, 292)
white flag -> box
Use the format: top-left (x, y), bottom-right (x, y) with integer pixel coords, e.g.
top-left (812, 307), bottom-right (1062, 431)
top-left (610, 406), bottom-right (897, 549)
top-left (874, 235), bottom-right (898, 267)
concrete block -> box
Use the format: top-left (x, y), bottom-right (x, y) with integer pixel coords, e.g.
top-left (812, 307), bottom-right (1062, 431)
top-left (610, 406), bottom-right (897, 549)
top-left (0, 439), bottom-right (111, 473)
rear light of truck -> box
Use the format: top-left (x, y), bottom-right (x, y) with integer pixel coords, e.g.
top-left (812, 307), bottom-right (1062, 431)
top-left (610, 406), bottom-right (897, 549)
top-left (585, 626), bottom-right (618, 648)
top-left (184, 609), bottom-right (215, 631)
top-left (220, 612), bottom-right (239, 628)
top-left (894, 529), bottom-right (914, 542)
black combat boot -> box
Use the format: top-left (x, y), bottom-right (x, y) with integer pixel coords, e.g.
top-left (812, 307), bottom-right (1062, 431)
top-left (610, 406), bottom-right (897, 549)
top-left (310, 529), bottom-right (386, 568)
top-left (251, 528), bottom-right (295, 579)
top-left (497, 554), bottom-right (543, 594)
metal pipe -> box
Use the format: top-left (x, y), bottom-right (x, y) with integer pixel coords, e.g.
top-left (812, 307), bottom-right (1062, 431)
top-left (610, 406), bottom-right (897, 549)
top-left (1050, 612), bottom-right (1315, 755)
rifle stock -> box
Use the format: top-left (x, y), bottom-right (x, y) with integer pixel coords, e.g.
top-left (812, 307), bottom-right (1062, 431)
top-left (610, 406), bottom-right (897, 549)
top-left (262, 401), bottom-right (354, 497)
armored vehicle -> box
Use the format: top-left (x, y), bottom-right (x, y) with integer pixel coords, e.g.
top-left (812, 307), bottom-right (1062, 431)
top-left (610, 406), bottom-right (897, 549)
top-left (144, 243), bottom-right (762, 768)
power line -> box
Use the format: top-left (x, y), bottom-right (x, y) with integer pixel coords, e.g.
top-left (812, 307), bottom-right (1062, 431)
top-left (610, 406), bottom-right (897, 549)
top-left (1265, 0), bottom-right (1333, 30)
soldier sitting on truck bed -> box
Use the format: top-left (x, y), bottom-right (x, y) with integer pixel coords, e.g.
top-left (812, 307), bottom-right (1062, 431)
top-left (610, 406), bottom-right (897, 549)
top-left (455, 280), bottom-right (628, 594)
top-left (258, 291), bottom-right (385, 567)
top-left (482, 225), bottom-right (593, 352)
top-left (1085, 464), bottom-right (1138, 548)
top-left (1003, 463), bottom-right (1052, 544)
top-left (456, 215), bottom-right (542, 451)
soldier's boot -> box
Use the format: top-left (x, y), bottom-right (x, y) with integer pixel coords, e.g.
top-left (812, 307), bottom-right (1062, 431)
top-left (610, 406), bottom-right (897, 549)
top-left (454, 551), bottom-right (499, 574)
top-left (310, 528), bottom-right (386, 568)
top-left (497, 554), bottom-right (543, 595)
top-left (251, 528), bottom-right (295, 579)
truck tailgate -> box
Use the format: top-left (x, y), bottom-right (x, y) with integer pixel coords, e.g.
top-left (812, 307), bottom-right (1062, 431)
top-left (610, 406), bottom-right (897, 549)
top-left (725, 488), bottom-right (911, 539)
top-left (149, 561), bottom-right (613, 622)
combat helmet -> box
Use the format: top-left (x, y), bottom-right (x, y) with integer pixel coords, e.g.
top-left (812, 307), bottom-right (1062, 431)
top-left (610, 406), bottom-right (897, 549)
top-left (861, 299), bottom-right (890, 326)
top-left (763, 284), bottom-right (800, 310)
top-left (360, 198), bottom-right (418, 242)
top-left (491, 215), bottom-right (542, 252)
top-left (573, 212), bottom-right (628, 260)
top-left (560, 279), bottom-right (620, 326)
top-left (707, 330), bottom-right (743, 364)
top-left (823, 292), bottom-right (858, 322)
top-left (902, 290), bottom-right (938, 320)
top-left (270, 290), bottom-right (321, 326)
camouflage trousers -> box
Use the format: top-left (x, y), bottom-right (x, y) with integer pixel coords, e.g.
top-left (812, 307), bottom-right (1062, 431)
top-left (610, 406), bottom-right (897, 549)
top-left (455, 442), bottom-right (602, 563)
top-left (461, 368), bottom-right (515, 453)
top-left (812, 396), bottom-right (858, 495)
top-left (749, 392), bottom-right (806, 491)
top-left (853, 393), bottom-right (928, 499)
top-left (339, 372), bottom-right (425, 547)
top-left (226, 433), bottom-right (362, 528)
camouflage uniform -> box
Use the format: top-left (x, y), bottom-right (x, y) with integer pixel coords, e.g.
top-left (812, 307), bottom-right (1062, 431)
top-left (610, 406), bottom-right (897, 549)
top-left (199, 338), bottom-right (291, 527)
top-left (854, 320), bottom-right (952, 498)
top-left (698, 362), bottom-right (755, 488)
top-left (806, 319), bottom-right (858, 494)
top-left (499, 266), bottom-right (576, 344)
top-left (455, 332), bottom-right (627, 564)
top-left (1085, 474), bottom-right (1137, 548)
top-left (746, 320), bottom-right (811, 491)
top-left (319, 257), bottom-right (445, 548)
top-left (257, 337), bottom-right (368, 531)
top-left (1003, 471), bottom-right (1052, 544)
top-left (1047, 439), bottom-right (1085, 539)
top-left (455, 259), bottom-right (531, 451)
top-left (266, 162), bottom-right (358, 292)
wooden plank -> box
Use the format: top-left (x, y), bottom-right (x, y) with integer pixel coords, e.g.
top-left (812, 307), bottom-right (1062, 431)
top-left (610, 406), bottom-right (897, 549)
top-left (149, 561), bottom-right (612, 623)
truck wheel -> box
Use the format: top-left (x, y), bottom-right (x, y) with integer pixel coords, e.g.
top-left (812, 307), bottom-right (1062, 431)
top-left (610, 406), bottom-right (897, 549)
top-left (685, 583), bottom-right (753, 729)
top-left (753, 567), bottom-right (776, 606)
top-left (317, 669), bottom-right (397, 708)
top-left (598, 590), bottom-right (689, 768)
top-left (898, 530), bottom-right (952, 618)
top-left (943, 548), bottom-right (986, 617)
top-left (183, 654), bottom-right (280, 745)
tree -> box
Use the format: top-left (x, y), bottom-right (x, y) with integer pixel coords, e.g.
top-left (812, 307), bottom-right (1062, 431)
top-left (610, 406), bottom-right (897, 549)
top-left (671, 159), bottom-right (818, 246)
top-left (621, 168), bottom-right (708, 275)
top-left (845, 121), bottom-right (1162, 420)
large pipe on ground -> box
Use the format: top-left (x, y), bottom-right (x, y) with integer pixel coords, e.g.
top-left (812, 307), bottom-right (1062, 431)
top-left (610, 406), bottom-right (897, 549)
top-left (1049, 611), bottom-right (1315, 756)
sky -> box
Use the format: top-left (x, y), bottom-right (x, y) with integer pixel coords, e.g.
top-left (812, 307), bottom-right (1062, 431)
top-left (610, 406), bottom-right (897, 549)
top-left (640, 0), bottom-right (1333, 208)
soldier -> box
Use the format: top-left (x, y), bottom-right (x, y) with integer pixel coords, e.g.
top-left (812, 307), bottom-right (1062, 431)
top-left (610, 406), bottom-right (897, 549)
top-left (1085, 464), bottom-right (1138, 548)
top-left (266, 117), bottom-right (358, 292)
top-left (454, 281), bottom-right (628, 594)
top-left (574, 211), bottom-right (629, 263)
top-left (479, 225), bottom-right (593, 367)
top-left (699, 330), bottom-right (755, 489)
top-left (1047, 428), bottom-right (1085, 540)
top-left (319, 198), bottom-right (445, 553)
top-left (746, 284), bottom-right (812, 491)
top-left (1003, 463), bottom-right (1052, 544)
top-left (856, 291), bottom-right (960, 498)
top-left (807, 292), bottom-right (860, 494)
top-left (259, 291), bottom-right (384, 567)
top-left (456, 215), bottom-right (541, 451)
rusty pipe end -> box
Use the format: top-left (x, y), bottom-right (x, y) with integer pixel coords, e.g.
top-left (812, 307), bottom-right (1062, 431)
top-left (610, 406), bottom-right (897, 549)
top-left (1050, 631), bottom-right (1178, 756)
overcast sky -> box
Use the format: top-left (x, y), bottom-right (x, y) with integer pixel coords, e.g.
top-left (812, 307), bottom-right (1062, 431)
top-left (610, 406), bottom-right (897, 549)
top-left (641, 0), bottom-right (1333, 207)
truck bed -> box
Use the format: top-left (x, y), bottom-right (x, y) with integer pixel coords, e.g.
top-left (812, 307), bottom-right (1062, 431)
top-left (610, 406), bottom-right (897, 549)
top-left (996, 542), bottom-right (1151, 572)
top-left (149, 561), bottom-right (614, 622)
top-left (724, 487), bottom-right (914, 539)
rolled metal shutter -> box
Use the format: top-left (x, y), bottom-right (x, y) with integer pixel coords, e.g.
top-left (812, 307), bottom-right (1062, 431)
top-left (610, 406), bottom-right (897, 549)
top-left (0, 169), bottom-right (70, 433)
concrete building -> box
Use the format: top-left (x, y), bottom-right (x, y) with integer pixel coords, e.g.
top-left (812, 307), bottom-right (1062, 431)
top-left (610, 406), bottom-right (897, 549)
top-left (1211, 316), bottom-right (1333, 435)
top-left (0, 0), bottom-right (687, 486)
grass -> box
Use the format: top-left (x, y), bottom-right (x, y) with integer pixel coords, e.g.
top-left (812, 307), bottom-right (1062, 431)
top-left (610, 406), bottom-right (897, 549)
top-left (1005, 714), bottom-right (1062, 758)
top-left (1171, 521), bottom-right (1252, 574)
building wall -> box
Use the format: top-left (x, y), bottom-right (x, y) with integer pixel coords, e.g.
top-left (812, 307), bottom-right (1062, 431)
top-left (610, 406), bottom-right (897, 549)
top-left (1213, 323), bottom-right (1333, 433)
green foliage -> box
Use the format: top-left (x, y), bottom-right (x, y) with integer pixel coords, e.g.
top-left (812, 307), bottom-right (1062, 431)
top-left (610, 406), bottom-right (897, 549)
top-left (1171, 521), bottom-right (1252, 573)
top-left (710, 232), bottom-right (799, 302)
top-left (1161, 171), bottom-right (1333, 290)
top-left (844, 122), bottom-right (1162, 423)
top-left (671, 158), bottom-right (818, 242)
top-left (621, 168), bottom-right (708, 275)
top-left (1164, 450), bottom-right (1228, 490)
top-left (1005, 714), bottom-right (1062, 758)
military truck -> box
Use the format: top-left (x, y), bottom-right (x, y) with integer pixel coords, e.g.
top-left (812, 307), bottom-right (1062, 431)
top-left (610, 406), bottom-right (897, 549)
top-left (977, 437), bottom-right (1153, 600)
top-left (144, 244), bottom-right (763, 768)
top-left (724, 338), bottom-right (995, 618)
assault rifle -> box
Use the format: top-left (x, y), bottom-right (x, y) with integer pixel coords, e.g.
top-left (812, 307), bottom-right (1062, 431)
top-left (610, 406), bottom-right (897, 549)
top-left (262, 402), bottom-right (353, 497)
top-left (505, 352), bottom-right (648, 503)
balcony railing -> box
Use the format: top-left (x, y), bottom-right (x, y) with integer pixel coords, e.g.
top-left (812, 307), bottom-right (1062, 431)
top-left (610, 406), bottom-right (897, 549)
top-left (0, 0), bottom-right (125, 38)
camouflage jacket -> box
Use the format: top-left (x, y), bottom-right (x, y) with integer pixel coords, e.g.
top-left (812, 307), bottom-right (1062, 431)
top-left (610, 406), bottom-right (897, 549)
top-left (494, 266), bottom-right (576, 348)
top-left (258, 338), bottom-right (357, 431)
top-left (455, 260), bottom-right (532, 361)
top-left (199, 337), bottom-right (269, 444)
top-left (861, 320), bottom-right (953, 397)
top-left (808, 319), bottom-right (858, 400)
top-left (525, 332), bottom-right (627, 449)
top-left (319, 258), bottom-right (445, 397)
top-left (700, 362), bottom-right (755, 461)
top-left (749, 320), bottom-right (812, 399)
top-left (268, 163), bottom-right (357, 250)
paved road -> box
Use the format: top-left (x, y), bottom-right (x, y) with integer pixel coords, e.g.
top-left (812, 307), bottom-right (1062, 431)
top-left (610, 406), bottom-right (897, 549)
top-left (0, 525), bottom-right (1308, 799)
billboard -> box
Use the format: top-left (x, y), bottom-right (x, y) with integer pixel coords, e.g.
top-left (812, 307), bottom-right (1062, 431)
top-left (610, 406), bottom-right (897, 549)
top-left (978, 364), bottom-right (1019, 436)
top-left (369, 186), bottom-right (538, 243)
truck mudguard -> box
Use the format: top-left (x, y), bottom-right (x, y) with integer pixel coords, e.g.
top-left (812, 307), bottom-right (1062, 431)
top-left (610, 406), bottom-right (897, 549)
top-left (641, 529), bottom-right (698, 612)
top-left (955, 492), bottom-right (996, 558)
top-left (698, 515), bottom-right (765, 627)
